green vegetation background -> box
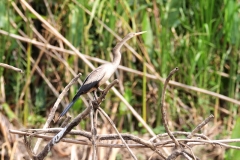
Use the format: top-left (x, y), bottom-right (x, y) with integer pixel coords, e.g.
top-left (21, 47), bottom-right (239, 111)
top-left (0, 0), bottom-right (239, 158)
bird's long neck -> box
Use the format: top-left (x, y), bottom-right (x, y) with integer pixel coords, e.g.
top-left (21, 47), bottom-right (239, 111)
top-left (112, 49), bottom-right (122, 66)
top-left (112, 37), bottom-right (130, 66)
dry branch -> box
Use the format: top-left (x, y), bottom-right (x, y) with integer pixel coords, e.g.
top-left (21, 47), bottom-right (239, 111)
top-left (8, 67), bottom-right (240, 159)
top-left (97, 107), bottom-right (138, 160)
top-left (90, 102), bottom-right (97, 160)
top-left (160, 67), bottom-right (180, 147)
top-left (10, 129), bottom-right (240, 150)
top-left (22, 80), bottom-right (120, 160)
top-left (33, 73), bottom-right (81, 153)
top-left (187, 114), bottom-right (214, 139)
top-left (0, 63), bottom-right (23, 73)
top-left (30, 105), bottom-right (90, 159)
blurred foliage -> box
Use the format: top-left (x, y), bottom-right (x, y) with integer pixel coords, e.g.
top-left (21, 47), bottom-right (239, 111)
top-left (225, 117), bottom-right (240, 159)
top-left (0, 0), bottom-right (240, 158)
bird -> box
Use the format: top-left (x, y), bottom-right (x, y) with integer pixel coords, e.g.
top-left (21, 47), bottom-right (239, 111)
top-left (59, 31), bottom-right (146, 118)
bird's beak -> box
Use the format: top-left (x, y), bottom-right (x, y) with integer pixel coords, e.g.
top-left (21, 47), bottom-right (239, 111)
top-left (135, 31), bottom-right (147, 35)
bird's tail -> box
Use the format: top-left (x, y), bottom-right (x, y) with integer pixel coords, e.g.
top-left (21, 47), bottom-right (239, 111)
top-left (58, 93), bottom-right (81, 118)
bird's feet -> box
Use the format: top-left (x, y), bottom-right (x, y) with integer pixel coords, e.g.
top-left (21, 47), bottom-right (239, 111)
top-left (95, 88), bottom-right (105, 100)
top-left (94, 90), bottom-right (99, 101)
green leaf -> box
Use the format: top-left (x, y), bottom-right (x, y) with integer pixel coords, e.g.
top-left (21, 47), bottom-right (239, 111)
top-left (141, 12), bottom-right (153, 51)
top-left (225, 117), bottom-right (240, 159)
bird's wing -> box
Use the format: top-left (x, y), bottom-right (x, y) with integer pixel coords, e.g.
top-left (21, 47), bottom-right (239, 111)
top-left (78, 64), bottom-right (108, 94)
top-left (60, 66), bottom-right (107, 117)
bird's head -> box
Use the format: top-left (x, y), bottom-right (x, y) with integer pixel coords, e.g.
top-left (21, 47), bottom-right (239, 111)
top-left (125, 31), bottom-right (147, 39)
top-left (113, 31), bottom-right (147, 52)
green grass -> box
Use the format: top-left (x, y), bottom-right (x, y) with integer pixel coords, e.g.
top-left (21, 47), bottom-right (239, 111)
top-left (0, 0), bottom-right (240, 158)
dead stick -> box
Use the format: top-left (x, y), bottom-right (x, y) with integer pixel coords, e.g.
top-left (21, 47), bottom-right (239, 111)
top-left (160, 67), bottom-right (180, 147)
top-left (32, 106), bottom-right (91, 160)
top-left (90, 102), bottom-right (97, 160)
top-left (0, 63), bottom-right (23, 73)
top-left (187, 114), bottom-right (214, 139)
top-left (33, 73), bottom-right (81, 153)
top-left (98, 107), bottom-right (137, 160)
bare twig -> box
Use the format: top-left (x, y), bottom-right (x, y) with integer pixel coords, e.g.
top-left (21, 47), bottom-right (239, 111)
top-left (181, 152), bottom-right (192, 160)
top-left (90, 79), bottom-right (137, 159)
top-left (10, 129), bottom-right (209, 145)
top-left (90, 102), bottom-right (97, 160)
top-left (94, 80), bottom-right (136, 159)
top-left (53, 73), bottom-right (82, 122)
top-left (166, 150), bottom-right (182, 160)
top-left (95, 79), bottom-right (119, 104)
top-left (10, 129), bottom-right (240, 150)
top-left (60, 116), bottom-right (72, 128)
top-left (43, 0), bottom-right (55, 25)
top-left (0, 63), bottom-right (23, 73)
top-left (160, 67), bottom-right (180, 147)
top-left (155, 138), bottom-right (240, 150)
top-left (32, 106), bottom-right (91, 160)
top-left (23, 136), bottom-right (34, 159)
top-left (33, 73), bottom-right (81, 153)
top-left (187, 114), bottom-right (214, 139)
top-left (181, 143), bottom-right (197, 160)
top-left (150, 131), bottom-right (210, 142)
top-left (24, 79), bottom-right (120, 159)
top-left (98, 107), bottom-right (137, 160)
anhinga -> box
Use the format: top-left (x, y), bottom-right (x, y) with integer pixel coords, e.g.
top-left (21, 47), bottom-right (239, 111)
top-left (59, 31), bottom-right (146, 118)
